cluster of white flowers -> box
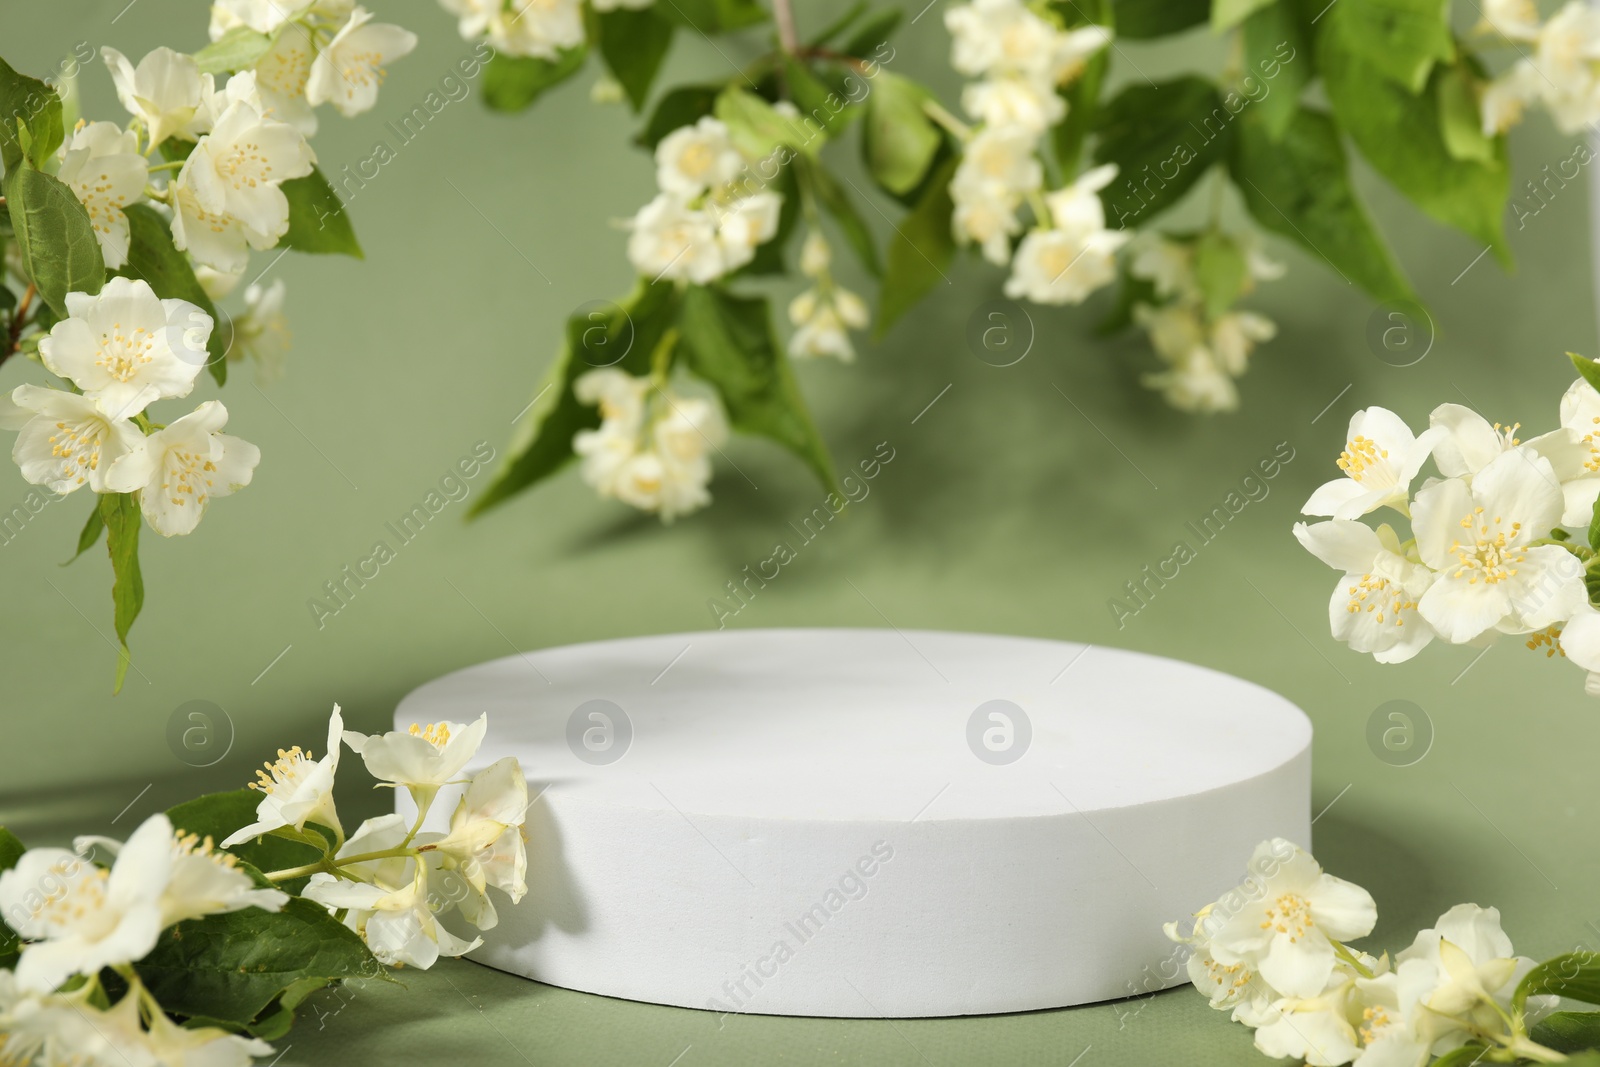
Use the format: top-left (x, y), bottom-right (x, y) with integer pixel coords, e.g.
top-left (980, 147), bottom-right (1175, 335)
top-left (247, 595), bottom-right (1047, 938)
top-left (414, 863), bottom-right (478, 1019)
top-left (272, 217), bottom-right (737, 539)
top-left (1170, 839), bottom-right (1558, 1066)
top-left (787, 232), bottom-right (869, 362)
top-left (219, 705), bottom-right (529, 967)
top-left (944, 0), bottom-right (1123, 305)
top-left (1129, 232), bottom-right (1284, 414)
top-left (1293, 368), bottom-right (1600, 691)
top-left (571, 368), bottom-right (727, 522)
top-left (208, 0), bottom-right (418, 133)
top-left (1, 278), bottom-right (260, 537)
top-left (626, 117), bottom-right (782, 284)
top-left (1478, 0), bottom-right (1600, 134)
top-left (1, 6), bottom-right (413, 542)
top-left (437, 0), bottom-right (650, 60)
top-left (0, 813), bottom-right (287, 1065)
top-left (99, 4), bottom-right (413, 274)
top-left (0, 706), bottom-right (529, 1063)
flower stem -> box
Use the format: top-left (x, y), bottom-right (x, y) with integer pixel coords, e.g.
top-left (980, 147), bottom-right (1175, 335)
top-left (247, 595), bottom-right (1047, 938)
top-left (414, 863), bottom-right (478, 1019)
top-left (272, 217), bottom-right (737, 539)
top-left (921, 100), bottom-right (972, 142)
top-left (146, 159), bottom-right (184, 174)
top-left (1331, 940), bottom-right (1375, 979)
top-left (772, 0), bottom-right (799, 54)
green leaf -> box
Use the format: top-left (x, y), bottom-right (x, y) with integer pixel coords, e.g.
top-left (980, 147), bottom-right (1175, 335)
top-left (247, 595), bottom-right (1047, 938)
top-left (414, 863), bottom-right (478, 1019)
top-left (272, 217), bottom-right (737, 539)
top-left (655, 0), bottom-right (767, 34)
top-left (1228, 105), bottom-right (1416, 303)
top-left (1193, 231), bottom-right (1247, 318)
top-left (0, 57), bottom-right (64, 172)
top-left (1321, 38), bottom-right (1511, 264)
top-left (784, 57), bottom-right (857, 138)
top-left (861, 71), bottom-right (940, 196)
top-left (678, 285), bottom-right (836, 495)
top-left (1213, 0), bottom-right (1277, 30)
top-left (842, 9), bottom-right (903, 56)
top-left (193, 26), bottom-right (275, 76)
top-left (472, 280), bottom-right (679, 517)
top-left (1533, 1011), bottom-right (1600, 1054)
top-left (4, 161), bottom-right (105, 316)
top-left (0, 827), bottom-right (24, 970)
top-left (1053, 1), bottom-right (1111, 178)
top-left (877, 155), bottom-right (956, 336)
top-left (280, 166), bottom-right (362, 258)
top-left (800, 155), bottom-right (880, 276)
top-left (1514, 952), bottom-right (1600, 1014)
top-left (135, 897), bottom-right (385, 1035)
top-left (595, 8), bottom-right (674, 112)
top-left (716, 86), bottom-right (808, 159)
top-left (808, 0), bottom-right (867, 46)
top-left (1436, 63), bottom-right (1493, 163)
top-left (1112, 0), bottom-right (1208, 38)
top-left (119, 203), bottom-right (228, 385)
top-left (481, 47), bottom-right (588, 112)
top-left (1093, 76), bottom-right (1231, 228)
top-left (100, 492), bottom-right (142, 694)
top-left (65, 499), bottom-right (105, 565)
top-left (637, 83), bottom-right (720, 149)
top-left (1241, 0), bottom-right (1313, 141)
top-left (1324, 0), bottom-right (1453, 92)
top-left (1429, 1047), bottom-right (1495, 1067)
top-left (166, 790), bottom-right (324, 894)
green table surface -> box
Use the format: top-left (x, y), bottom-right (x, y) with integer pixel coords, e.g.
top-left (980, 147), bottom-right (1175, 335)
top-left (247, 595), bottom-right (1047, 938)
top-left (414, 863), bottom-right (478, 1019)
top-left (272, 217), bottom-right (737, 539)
top-left (8, 2), bottom-right (1600, 1063)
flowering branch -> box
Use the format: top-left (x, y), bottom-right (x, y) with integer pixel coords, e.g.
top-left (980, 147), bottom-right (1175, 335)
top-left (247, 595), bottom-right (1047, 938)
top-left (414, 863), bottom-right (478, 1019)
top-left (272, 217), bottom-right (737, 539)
top-left (0, 706), bottom-right (529, 1062)
top-left (1167, 838), bottom-right (1593, 1065)
top-left (1293, 352), bottom-right (1600, 696)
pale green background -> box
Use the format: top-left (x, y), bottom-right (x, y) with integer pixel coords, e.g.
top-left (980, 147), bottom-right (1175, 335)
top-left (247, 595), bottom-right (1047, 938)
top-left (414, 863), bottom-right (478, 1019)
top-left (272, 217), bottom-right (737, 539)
top-left (7, 2), bottom-right (1600, 1064)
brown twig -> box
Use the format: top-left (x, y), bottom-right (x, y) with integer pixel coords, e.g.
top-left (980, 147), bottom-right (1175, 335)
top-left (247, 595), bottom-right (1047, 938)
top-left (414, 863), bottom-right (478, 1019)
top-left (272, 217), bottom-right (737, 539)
top-left (3, 282), bottom-right (36, 367)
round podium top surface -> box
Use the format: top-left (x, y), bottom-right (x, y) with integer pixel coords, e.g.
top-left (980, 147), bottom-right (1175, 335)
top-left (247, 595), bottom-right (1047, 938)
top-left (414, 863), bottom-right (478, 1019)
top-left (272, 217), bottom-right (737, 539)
top-left (394, 629), bottom-right (1311, 822)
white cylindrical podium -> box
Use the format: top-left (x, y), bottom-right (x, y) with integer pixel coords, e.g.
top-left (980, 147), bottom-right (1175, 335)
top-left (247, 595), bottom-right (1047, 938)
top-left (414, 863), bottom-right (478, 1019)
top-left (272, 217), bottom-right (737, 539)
top-left (395, 629), bottom-right (1312, 1017)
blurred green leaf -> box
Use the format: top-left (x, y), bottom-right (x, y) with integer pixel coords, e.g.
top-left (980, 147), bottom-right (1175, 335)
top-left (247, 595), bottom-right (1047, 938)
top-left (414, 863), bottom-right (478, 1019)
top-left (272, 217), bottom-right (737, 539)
top-left (1240, 0), bottom-right (1312, 141)
top-left (1320, 37), bottom-right (1511, 265)
top-left (1229, 105), bottom-right (1415, 303)
top-left (716, 85), bottom-right (807, 158)
top-left (1111, 0), bottom-right (1208, 38)
top-left (877, 155), bottom-right (956, 336)
top-left (656, 0), bottom-right (767, 33)
top-left (1054, 0), bottom-right (1110, 177)
top-left (1093, 75), bottom-right (1230, 227)
top-left (842, 9), bottom-right (902, 56)
top-left (678, 285), bottom-right (837, 495)
top-left (1213, 0), bottom-right (1277, 30)
top-left (862, 71), bottom-right (940, 196)
top-left (1325, 0), bottom-right (1453, 92)
top-left (1436, 63), bottom-right (1493, 163)
top-left (0, 827), bottom-right (23, 969)
top-left (596, 8), bottom-right (674, 111)
top-left (473, 280), bottom-right (678, 517)
top-left (481, 48), bottom-right (587, 112)
top-left (1193, 231), bottom-right (1247, 318)
top-left (784, 57), bottom-right (857, 136)
top-left (800, 155), bottom-right (881, 276)
top-left (636, 83), bottom-right (720, 149)
top-left (193, 27), bottom-right (275, 75)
